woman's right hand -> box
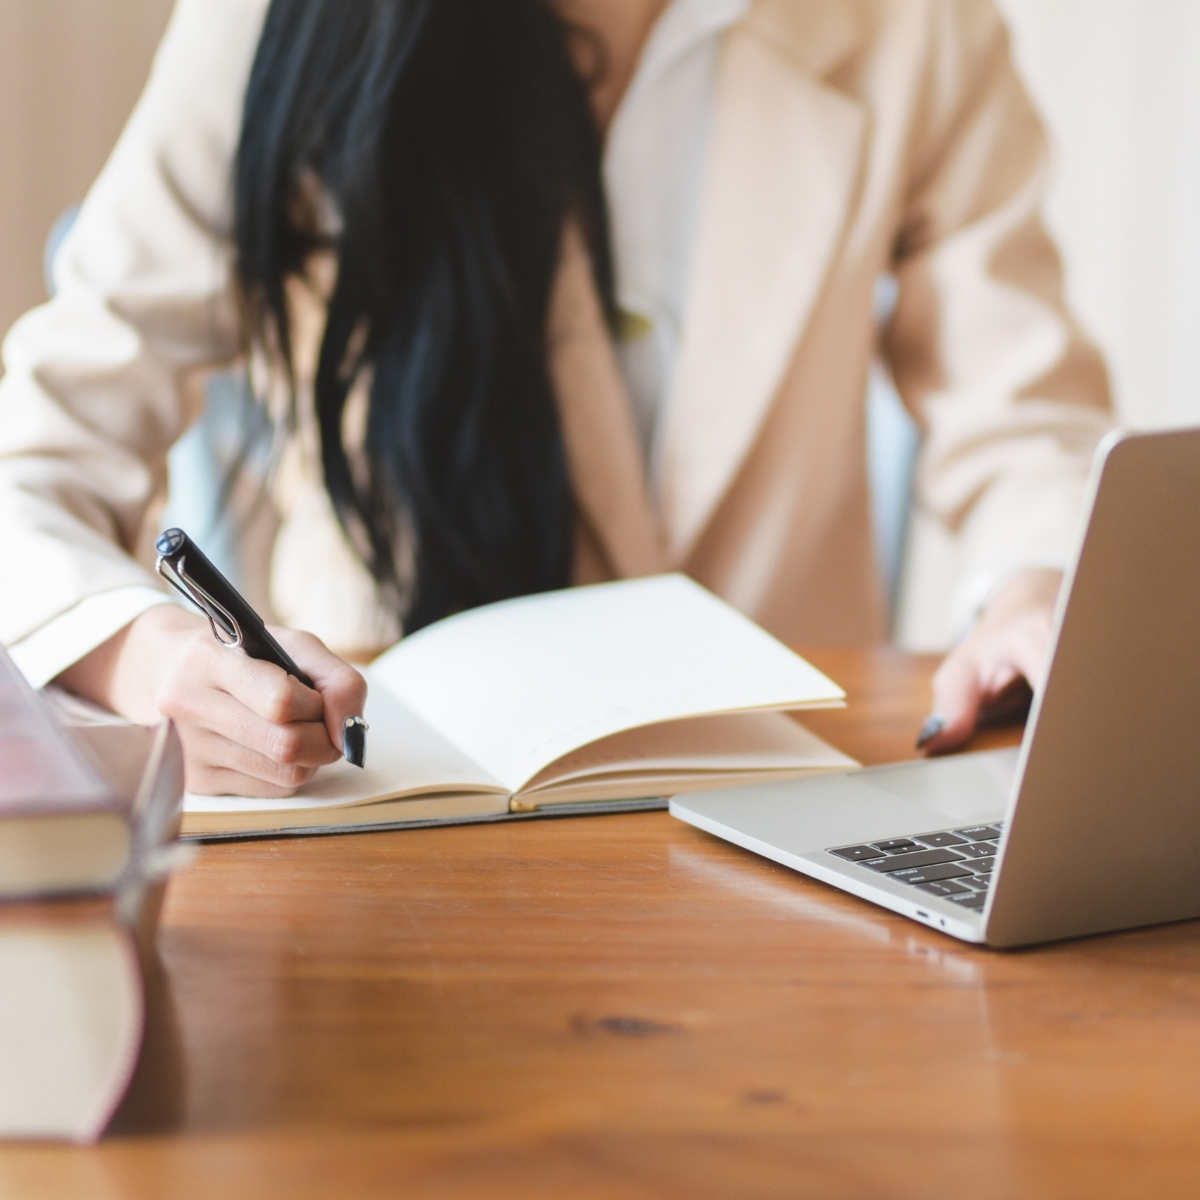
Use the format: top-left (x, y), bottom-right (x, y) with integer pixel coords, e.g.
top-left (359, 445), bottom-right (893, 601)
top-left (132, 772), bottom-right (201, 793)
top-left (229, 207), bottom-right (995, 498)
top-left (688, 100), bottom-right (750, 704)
top-left (56, 604), bottom-right (367, 797)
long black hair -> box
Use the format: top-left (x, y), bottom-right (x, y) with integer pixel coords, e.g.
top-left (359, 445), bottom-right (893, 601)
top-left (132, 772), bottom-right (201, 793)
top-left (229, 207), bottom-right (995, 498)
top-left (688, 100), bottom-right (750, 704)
top-left (234, 0), bottom-right (615, 630)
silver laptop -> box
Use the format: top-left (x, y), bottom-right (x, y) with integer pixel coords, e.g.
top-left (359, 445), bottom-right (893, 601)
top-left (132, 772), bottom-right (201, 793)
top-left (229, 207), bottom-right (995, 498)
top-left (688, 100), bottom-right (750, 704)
top-left (671, 427), bottom-right (1200, 947)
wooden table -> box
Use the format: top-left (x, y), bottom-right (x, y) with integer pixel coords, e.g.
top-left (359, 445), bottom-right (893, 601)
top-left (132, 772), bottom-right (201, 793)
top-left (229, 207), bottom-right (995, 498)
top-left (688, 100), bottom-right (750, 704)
top-left (5, 648), bottom-right (1200, 1199)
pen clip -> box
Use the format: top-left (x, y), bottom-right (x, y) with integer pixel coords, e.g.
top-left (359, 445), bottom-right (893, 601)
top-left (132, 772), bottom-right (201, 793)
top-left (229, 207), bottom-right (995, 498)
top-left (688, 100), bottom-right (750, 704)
top-left (155, 554), bottom-right (244, 649)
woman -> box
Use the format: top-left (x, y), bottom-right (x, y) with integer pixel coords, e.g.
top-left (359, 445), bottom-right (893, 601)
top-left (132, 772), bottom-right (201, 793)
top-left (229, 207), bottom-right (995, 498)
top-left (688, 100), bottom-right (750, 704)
top-left (0, 0), bottom-right (1112, 795)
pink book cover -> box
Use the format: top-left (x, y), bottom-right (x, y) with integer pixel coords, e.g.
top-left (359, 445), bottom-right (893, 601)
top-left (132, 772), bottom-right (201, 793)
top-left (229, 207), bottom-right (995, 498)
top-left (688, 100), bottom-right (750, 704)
top-left (0, 647), bottom-right (115, 813)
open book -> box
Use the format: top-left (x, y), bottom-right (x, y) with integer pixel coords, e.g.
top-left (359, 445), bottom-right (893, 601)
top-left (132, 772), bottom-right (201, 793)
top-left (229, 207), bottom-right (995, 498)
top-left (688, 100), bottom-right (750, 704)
top-left (183, 575), bottom-right (856, 837)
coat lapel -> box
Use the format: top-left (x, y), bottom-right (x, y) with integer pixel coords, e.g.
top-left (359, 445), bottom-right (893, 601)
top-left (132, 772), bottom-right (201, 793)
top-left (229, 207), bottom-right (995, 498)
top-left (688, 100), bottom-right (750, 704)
top-left (547, 224), bottom-right (668, 579)
top-left (655, 6), bottom-right (868, 562)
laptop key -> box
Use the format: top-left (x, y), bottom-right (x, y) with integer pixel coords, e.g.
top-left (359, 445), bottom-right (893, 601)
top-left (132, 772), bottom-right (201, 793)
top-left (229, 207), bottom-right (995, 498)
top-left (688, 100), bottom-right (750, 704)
top-left (957, 841), bottom-right (997, 858)
top-left (915, 879), bottom-right (972, 897)
top-left (955, 825), bottom-right (1001, 841)
top-left (862, 848), bottom-right (965, 873)
top-left (870, 839), bottom-right (923, 854)
top-left (961, 875), bottom-right (990, 891)
top-left (829, 844), bottom-right (885, 862)
top-left (967, 857), bottom-right (996, 874)
top-left (949, 892), bottom-right (987, 909)
top-left (882, 862), bottom-right (975, 885)
top-left (912, 831), bottom-right (968, 848)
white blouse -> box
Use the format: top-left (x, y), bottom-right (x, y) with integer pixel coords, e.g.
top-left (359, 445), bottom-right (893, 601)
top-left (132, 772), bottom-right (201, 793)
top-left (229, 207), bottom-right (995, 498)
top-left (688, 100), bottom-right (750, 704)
top-left (607, 0), bottom-right (747, 479)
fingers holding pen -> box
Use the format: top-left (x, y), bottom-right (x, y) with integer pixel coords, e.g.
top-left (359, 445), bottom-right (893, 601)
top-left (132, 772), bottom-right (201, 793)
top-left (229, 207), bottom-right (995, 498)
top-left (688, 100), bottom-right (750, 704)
top-left (270, 626), bottom-right (369, 755)
top-left (152, 529), bottom-right (368, 777)
top-left (169, 681), bottom-right (339, 769)
top-left (182, 723), bottom-right (322, 796)
top-left (158, 626), bottom-right (325, 728)
top-left (154, 624), bottom-right (348, 794)
top-left (79, 601), bottom-right (365, 796)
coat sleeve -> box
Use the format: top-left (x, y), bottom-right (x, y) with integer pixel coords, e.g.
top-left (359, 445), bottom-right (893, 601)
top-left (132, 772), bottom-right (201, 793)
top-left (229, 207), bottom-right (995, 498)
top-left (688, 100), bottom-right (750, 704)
top-left (0, 0), bottom-right (268, 682)
top-left (883, 0), bottom-right (1114, 632)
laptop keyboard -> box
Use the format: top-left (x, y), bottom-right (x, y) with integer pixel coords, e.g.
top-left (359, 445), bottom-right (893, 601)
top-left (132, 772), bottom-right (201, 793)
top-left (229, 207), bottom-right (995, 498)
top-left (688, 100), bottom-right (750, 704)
top-left (826, 823), bottom-right (1005, 911)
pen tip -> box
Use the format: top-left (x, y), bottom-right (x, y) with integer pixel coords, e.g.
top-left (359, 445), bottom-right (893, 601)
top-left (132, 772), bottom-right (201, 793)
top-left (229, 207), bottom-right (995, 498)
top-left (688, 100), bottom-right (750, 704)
top-left (343, 715), bottom-right (368, 768)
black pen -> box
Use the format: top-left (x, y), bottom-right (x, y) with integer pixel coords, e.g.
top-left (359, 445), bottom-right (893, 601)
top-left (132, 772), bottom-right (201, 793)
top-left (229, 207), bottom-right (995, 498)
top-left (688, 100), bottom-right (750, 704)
top-left (154, 527), bottom-right (368, 768)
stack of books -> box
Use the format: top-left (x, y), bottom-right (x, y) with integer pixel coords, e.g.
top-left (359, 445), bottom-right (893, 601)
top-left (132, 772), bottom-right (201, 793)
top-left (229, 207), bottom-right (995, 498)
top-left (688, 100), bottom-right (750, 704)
top-left (0, 645), bottom-right (184, 1142)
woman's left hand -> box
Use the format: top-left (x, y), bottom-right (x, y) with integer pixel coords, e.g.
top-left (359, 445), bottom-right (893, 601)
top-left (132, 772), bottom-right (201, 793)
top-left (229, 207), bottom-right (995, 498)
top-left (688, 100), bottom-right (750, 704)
top-left (918, 568), bottom-right (1063, 753)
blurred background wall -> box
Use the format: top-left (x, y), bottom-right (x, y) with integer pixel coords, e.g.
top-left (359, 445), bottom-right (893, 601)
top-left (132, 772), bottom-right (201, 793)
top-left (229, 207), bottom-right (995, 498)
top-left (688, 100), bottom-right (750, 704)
top-left (0, 0), bottom-right (1196, 644)
top-left (996, 0), bottom-right (1200, 432)
top-left (0, 0), bottom-right (172, 339)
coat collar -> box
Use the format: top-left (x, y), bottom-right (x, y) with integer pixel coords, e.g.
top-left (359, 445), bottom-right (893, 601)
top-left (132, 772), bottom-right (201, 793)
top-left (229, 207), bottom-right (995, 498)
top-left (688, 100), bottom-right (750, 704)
top-left (743, 0), bottom-right (863, 79)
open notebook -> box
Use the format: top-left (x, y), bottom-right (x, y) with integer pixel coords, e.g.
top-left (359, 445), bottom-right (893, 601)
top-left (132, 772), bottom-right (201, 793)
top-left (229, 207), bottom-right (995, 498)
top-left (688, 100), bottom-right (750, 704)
top-left (182, 575), bottom-right (856, 837)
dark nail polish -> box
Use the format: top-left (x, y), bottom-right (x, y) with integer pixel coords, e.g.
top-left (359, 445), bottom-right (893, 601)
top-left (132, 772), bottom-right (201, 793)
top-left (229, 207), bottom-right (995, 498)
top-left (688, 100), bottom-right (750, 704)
top-left (916, 714), bottom-right (945, 750)
top-left (343, 715), bottom-right (368, 768)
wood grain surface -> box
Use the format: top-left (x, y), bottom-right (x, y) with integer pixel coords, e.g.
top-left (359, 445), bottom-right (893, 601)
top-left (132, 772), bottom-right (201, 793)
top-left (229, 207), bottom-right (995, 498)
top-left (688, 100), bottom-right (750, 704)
top-left (3, 648), bottom-right (1199, 1199)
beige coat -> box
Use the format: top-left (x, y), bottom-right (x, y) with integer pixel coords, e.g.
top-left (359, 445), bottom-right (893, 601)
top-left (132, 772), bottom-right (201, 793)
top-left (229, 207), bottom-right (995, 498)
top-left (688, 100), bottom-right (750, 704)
top-left (0, 0), bottom-right (1112, 670)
